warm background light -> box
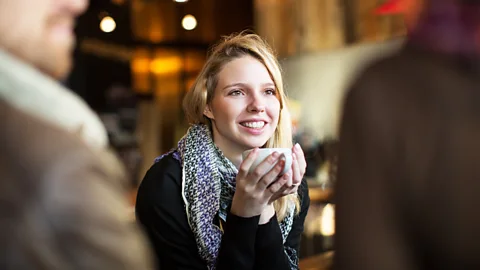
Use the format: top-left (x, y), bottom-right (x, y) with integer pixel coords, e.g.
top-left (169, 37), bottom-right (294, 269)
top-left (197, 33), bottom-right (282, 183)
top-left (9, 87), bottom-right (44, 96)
top-left (174, 0), bottom-right (189, 2)
top-left (320, 204), bottom-right (335, 236)
top-left (111, 0), bottom-right (126, 5)
top-left (181, 15), bottom-right (197, 31)
top-left (149, 57), bottom-right (182, 75)
top-left (100, 16), bottom-right (116, 33)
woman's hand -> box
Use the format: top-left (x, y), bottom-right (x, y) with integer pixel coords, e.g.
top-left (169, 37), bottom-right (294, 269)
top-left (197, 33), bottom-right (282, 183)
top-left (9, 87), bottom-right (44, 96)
top-left (268, 143), bottom-right (307, 203)
top-left (259, 144), bottom-right (307, 224)
top-left (230, 148), bottom-right (290, 218)
top-left (292, 143), bottom-right (307, 184)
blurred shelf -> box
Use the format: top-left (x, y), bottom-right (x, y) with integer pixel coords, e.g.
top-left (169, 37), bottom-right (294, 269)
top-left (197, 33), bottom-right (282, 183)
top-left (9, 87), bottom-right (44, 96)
top-left (308, 184), bottom-right (334, 203)
top-left (299, 251), bottom-right (334, 270)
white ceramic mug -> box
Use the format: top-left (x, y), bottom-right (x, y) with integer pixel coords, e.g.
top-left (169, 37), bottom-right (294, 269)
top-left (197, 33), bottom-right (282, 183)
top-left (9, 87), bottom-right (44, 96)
top-left (242, 148), bottom-right (292, 176)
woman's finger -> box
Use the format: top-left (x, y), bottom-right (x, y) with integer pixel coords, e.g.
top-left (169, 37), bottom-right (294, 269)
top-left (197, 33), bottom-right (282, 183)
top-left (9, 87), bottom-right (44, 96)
top-left (282, 184), bottom-right (299, 196)
top-left (267, 172), bottom-right (289, 195)
top-left (249, 151), bottom-right (282, 184)
top-left (238, 148), bottom-right (259, 179)
top-left (292, 153), bottom-right (302, 186)
top-left (268, 173), bottom-right (290, 203)
top-left (293, 143), bottom-right (307, 176)
top-left (257, 158), bottom-right (285, 190)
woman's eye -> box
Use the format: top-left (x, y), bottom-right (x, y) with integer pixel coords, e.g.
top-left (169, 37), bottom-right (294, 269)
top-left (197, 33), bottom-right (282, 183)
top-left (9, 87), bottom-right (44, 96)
top-left (229, 90), bottom-right (243, 96)
top-left (265, 89), bottom-right (276, 95)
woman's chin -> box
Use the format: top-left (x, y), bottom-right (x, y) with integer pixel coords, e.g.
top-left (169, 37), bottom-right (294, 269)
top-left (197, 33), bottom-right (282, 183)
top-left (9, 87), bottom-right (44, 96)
top-left (242, 141), bottom-right (269, 150)
top-left (237, 134), bottom-right (272, 150)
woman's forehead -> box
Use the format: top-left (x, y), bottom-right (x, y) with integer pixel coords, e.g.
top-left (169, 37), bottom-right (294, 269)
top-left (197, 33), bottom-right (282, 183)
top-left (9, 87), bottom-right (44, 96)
top-left (216, 56), bottom-right (274, 86)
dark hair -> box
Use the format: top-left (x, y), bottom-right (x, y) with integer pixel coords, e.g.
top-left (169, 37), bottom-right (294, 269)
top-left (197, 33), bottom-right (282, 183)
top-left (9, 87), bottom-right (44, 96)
top-left (408, 0), bottom-right (480, 55)
top-left (461, 0), bottom-right (480, 4)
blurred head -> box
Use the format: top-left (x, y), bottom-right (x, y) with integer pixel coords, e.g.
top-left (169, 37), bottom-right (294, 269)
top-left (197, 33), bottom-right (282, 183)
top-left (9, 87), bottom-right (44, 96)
top-left (407, 0), bottom-right (480, 54)
top-left (0, 0), bottom-right (88, 80)
top-left (183, 32), bottom-right (293, 155)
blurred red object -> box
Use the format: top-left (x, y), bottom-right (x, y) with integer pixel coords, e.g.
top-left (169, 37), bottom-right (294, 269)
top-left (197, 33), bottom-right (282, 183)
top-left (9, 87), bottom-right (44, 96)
top-left (374, 0), bottom-right (406, 15)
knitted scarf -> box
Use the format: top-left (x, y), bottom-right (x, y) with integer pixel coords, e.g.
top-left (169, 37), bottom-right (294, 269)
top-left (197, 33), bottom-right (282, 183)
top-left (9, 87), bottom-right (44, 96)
top-left (155, 124), bottom-right (297, 269)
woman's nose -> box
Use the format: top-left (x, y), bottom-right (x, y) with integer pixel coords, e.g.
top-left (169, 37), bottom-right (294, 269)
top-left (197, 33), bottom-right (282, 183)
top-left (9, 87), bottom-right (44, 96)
top-left (247, 95), bottom-right (266, 113)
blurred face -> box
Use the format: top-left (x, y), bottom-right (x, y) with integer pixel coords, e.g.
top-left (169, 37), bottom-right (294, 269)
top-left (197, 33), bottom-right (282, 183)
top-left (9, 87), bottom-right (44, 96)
top-left (204, 55), bottom-right (281, 156)
top-left (0, 0), bottom-right (88, 79)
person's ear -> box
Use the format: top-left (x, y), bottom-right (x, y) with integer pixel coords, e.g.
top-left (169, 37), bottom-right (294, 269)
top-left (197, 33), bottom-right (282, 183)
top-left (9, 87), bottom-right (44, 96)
top-left (203, 104), bottom-right (214, 119)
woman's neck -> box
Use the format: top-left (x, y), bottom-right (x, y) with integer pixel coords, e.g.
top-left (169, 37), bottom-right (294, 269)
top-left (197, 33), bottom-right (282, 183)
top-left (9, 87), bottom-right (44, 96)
top-left (209, 125), bottom-right (246, 168)
top-left (217, 145), bottom-right (244, 168)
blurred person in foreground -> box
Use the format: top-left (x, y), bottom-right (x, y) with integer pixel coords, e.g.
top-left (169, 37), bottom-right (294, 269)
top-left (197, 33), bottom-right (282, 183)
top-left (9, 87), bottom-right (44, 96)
top-left (335, 0), bottom-right (480, 269)
top-left (0, 0), bottom-right (152, 269)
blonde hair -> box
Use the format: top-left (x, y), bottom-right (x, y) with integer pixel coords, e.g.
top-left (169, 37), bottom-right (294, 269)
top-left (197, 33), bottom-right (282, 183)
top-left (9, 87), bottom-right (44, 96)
top-left (183, 31), bottom-right (300, 220)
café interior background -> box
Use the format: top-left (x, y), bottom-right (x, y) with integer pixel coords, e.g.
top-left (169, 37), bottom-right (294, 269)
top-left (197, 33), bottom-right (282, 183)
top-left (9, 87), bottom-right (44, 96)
top-left (67, 0), bottom-right (406, 265)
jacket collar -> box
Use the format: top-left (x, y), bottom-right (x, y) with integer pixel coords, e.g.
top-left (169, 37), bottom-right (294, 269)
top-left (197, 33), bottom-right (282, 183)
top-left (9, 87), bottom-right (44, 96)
top-left (0, 48), bottom-right (108, 148)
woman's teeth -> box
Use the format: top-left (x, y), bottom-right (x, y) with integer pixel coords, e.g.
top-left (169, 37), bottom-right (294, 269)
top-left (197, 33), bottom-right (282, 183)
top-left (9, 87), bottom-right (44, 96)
top-left (241, 121), bottom-right (265, 129)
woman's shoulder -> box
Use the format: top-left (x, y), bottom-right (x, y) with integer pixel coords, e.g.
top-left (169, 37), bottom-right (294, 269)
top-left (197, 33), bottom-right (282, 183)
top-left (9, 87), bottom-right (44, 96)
top-left (137, 151), bottom-right (182, 200)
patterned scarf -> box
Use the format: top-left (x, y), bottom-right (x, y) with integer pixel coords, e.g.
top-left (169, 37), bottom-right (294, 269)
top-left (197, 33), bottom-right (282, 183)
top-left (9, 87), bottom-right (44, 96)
top-left (155, 124), bottom-right (297, 269)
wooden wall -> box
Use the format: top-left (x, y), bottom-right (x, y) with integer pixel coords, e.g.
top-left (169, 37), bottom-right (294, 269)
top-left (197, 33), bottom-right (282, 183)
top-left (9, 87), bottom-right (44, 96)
top-left (254, 0), bottom-right (405, 57)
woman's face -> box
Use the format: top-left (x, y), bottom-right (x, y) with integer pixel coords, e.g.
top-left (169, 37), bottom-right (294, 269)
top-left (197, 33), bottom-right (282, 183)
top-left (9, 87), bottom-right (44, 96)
top-left (204, 55), bottom-right (281, 155)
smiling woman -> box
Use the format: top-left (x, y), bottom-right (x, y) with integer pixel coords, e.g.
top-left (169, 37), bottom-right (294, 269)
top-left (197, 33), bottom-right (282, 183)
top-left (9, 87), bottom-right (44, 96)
top-left (202, 55), bottom-right (281, 164)
top-left (136, 32), bottom-right (310, 270)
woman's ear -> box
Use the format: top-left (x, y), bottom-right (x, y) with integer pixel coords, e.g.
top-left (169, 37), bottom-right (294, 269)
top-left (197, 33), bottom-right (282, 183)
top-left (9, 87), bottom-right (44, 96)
top-left (203, 105), bottom-right (214, 120)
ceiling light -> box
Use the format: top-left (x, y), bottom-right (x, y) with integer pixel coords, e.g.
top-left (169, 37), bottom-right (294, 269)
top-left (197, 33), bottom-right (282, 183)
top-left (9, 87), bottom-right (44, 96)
top-left (100, 16), bottom-right (116, 33)
top-left (181, 15), bottom-right (197, 31)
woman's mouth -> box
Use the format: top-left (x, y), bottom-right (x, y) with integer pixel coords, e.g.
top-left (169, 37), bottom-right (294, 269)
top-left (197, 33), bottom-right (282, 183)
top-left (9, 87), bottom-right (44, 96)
top-left (240, 121), bottom-right (265, 129)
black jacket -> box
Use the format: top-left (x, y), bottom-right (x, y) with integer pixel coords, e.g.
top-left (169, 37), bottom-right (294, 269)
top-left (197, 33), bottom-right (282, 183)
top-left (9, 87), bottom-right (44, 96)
top-left (136, 152), bottom-right (310, 270)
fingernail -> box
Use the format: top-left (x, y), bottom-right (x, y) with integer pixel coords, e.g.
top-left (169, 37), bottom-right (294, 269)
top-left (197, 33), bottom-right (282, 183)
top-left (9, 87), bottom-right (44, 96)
top-left (295, 143), bottom-right (301, 150)
top-left (272, 151), bottom-right (280, 158)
